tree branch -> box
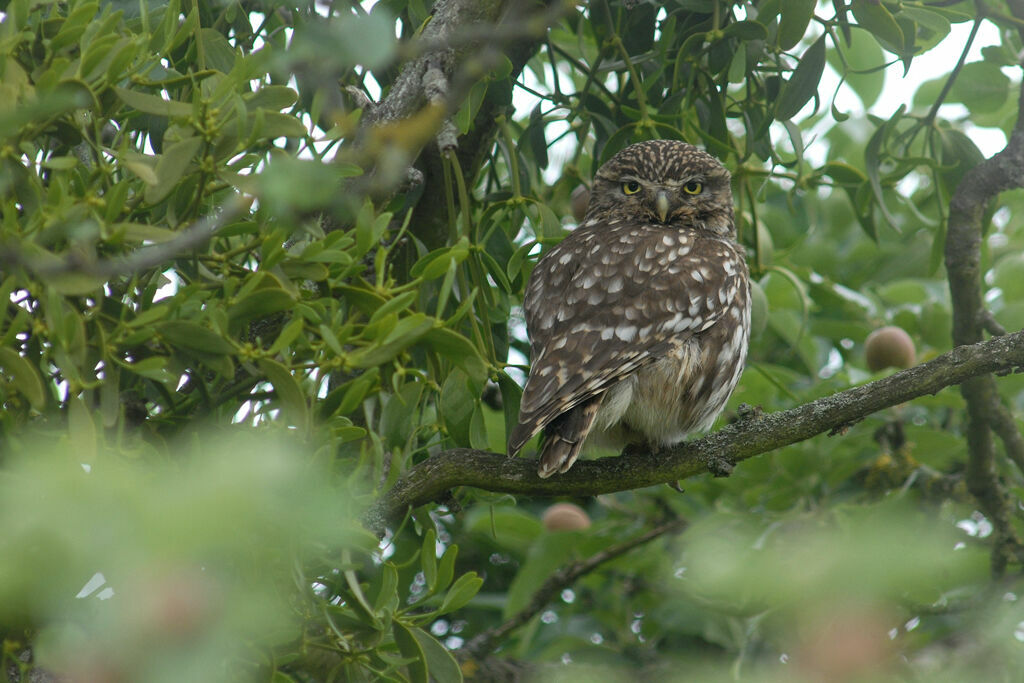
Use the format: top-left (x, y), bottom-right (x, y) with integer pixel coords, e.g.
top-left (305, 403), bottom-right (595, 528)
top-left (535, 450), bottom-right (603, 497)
top-left (459, 517), bottom-right (686, 660)
top-left (0, 198), bottom-right (247, 282)
top-left (944, 80), bottom-right (1024, 574)
top-left (364, 330), bottom-right (1024, 536)
top-left (349, 0), bottom-right (567, 247)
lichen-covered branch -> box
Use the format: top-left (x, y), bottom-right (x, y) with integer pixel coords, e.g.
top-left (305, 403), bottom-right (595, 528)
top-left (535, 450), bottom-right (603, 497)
top-left (944, 82), bottom-right (1024, 575)
top-left (349, 0), bottom-right (566, 247)
top-left (363, 330), bottom-right (1024, 536)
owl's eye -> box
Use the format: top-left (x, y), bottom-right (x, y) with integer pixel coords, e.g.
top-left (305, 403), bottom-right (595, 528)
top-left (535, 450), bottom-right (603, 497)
top-left (683, 180), bottom-right (703, 195)
top-left (622, 181), bottom-right (642, 195)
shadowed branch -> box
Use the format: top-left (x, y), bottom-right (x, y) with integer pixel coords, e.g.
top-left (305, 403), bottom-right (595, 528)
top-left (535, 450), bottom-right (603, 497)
top-left (459, 516), bottom-right (687, 660)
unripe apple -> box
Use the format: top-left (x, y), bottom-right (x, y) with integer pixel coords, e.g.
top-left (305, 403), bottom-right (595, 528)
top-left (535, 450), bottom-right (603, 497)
top-left (865, 326), bottom-right (915, 371)
top-left (542, 502), bottom-right (591, 531)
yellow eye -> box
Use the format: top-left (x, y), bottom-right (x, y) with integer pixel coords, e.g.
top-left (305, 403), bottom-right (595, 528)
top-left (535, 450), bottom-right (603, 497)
top-left (622, 181), bottom-right (641, 195)
top-left (683, 180), bottom-right (703, 195)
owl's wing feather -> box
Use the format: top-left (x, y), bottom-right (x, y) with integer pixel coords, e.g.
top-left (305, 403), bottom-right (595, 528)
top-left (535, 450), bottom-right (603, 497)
top-left (508, 223), bottom-right (745, 456)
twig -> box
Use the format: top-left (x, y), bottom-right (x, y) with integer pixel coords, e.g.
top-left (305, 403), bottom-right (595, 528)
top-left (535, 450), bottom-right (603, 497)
top-left (980, 309), bottom-right (1008, 337)
top-left (459, 517), bottom-right (686, 659)
top-left (363, 329), bottom-right (1024, 536)
top-left (0, 198), bottom-right (247, 282)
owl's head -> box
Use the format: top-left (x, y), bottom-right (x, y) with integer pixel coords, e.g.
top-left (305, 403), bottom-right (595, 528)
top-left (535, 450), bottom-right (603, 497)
top-left (585, 140), bottom-right (734, 236)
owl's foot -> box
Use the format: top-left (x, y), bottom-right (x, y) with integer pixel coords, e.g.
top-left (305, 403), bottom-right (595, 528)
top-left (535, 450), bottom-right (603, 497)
top-left (736, 403), bottom-right (763, 421)
top-left (622, 441), bottom-right (659, 457)
top-left (705, 454), bottom-right (734, 478)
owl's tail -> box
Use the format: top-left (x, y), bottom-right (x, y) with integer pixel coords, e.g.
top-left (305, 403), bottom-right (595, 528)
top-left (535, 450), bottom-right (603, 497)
top-left (536, 398), bottom-right (601, 478)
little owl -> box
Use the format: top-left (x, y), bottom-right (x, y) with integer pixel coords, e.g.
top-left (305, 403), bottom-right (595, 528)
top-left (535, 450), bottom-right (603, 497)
top-left (508, 139), bottom-right (751, 478)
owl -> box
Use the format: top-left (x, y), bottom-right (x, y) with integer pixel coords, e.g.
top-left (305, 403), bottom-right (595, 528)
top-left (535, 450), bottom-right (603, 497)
top-left (507, 140), bottom-right (751, 478)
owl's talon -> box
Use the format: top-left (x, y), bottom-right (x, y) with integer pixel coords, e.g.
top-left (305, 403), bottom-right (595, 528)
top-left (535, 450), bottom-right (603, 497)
top-left (622, 441), bottom-right (651, 457)
top-left (706, 455), bottom-right (734, 477)
top-left (667, 480), bottom-right (685, 493)
top-left (622, 443), bottom-right (640, 457)
top-left (736, 403), bottom-right (763, 421)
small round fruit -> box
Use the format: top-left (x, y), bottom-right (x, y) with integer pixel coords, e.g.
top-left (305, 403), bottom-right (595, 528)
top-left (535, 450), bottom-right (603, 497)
top-left (570, 185), bottom-right (590, 223)
top-left (864, 326), bottom-right (915, 371)
top-left (542, 502), bottom-right (591, 531)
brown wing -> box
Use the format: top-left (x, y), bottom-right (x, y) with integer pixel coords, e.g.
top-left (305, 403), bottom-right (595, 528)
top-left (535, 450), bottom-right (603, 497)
top-left (507, 222), bottom-right (746, 456)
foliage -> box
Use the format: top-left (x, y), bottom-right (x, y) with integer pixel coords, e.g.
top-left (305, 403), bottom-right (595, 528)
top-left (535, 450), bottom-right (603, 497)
top-left (0, 0), bottom-right (1023, 681)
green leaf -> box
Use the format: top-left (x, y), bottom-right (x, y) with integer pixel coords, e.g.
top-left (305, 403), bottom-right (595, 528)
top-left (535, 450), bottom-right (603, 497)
top-left (319, 324), bottom-right (345, 357)
top-left (257, 359), bottom-right (309, 430)
top-left (114, 86), bottom-right (192, 117)
top-left (496, 371), bottom-right (522, 452)
top-left (373, 563), bottom-right (400, 614)
top-left (118, 356), bottom-right (177, 385)
top-left (115, 222), bottom-right (178, 243)
top-left (776, 36), bottom-right (826, 120)
top-left (851, 0), bottom-right (904, 55)
top-left (51, 1), bottom-right (100, 53)
top-left (156, 320), bottom-right (236, 355)
top-left (349, 314), bottom-right (434, 368)
top-left (145, 136), bottom-right (203, 204)
top-left (253, 111), bottom-right (307, 140)
top-left (120, 154), bottom-right (160, 185)
top-left (333, 370), bottom-right (378, 416)
top-left (421, 528), bottom-right (438, 592)
top-left (901, 6), bottom-right (951, 50)
top-left (408, 626), bottom-right (463, 683)
top-left (369, 291), bottom-right (418, 324)
top-left (392, 622), bottom-right (429, 683)
top-left (379, 380), bottom-right (424, 448)
top-left (435, 545), bottom-right (458, 596)
top-left (279, 260), bottom-right (329, 281)
top-left (950, 62), bottom-right (1011, 114)
top-left (421, 327), bottom-right (486, 382)
top-left (476, 249), bottom-right (512, 294)
top-left (0, 348), bottom-right (46, 410)
top-left (199, 28), bottom-right (237, 72)
top-left (268, 317), bottom-right (304, 355)
top-left (440, 368), bottom-right (478, 448)
top-left (48, 272), bottom-right (107, 296)
top-left (245, 85), bottom-right (299, 111)
top-left (126, 305), bottom-right (170, 328)
top-left (228, 288), bottom-right (296, 325)
top-left (455, 79), bottom-right (488, 135)
top-left (40, 156), bottom-right (79, 170)
top-left (410, 238), bottom-right (470, 280)
top-left (438, 572), bottom-right (483, 614)
top-left (723, 20), bottom-right (768, 41)
top-left (523, 104), bottom-right (548, 169)
top-left (864, 118), bottom-right (900, 231)
top-left (777, 0), bottom-right (815, 51)
top-left (821, 161), bottom-right (867, 186)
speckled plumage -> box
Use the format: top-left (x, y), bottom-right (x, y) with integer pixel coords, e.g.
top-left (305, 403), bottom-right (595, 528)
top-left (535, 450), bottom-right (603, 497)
top-left (508, 140), bottom-right (751, 478)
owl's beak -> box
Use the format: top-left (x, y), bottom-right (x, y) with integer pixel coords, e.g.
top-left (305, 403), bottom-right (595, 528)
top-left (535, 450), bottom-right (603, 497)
top-left (655, 190), bottom-right (671, 223)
